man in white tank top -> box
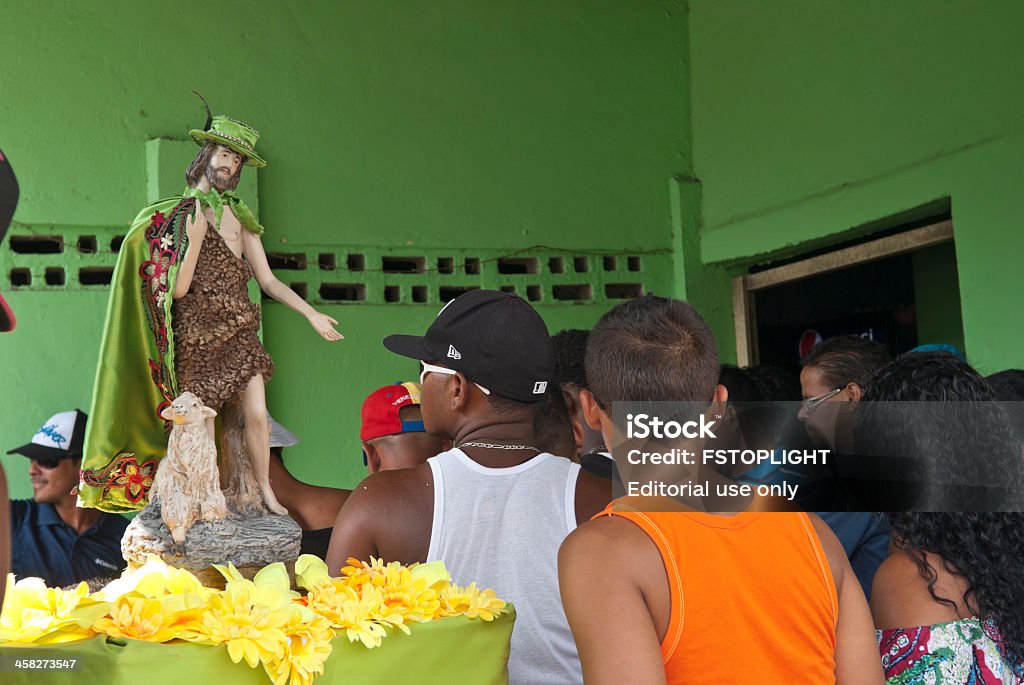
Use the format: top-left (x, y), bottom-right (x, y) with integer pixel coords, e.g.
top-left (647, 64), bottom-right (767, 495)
top-left (326, 290), bottom-right (611, 685)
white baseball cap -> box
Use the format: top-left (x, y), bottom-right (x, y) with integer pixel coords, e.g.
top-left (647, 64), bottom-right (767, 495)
top-left (7, 409), bottom-right (88, 461)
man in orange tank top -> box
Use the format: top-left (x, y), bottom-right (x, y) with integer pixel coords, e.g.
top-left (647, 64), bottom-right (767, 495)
top-left (558, 295), bottom-right (883, 684)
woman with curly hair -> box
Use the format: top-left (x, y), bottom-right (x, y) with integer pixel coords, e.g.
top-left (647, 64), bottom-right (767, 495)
top-left (862, 352), bottom-right (1024, 682)
top-left (872, 513), bottom-right (1024, 683)
top-left (854, 352), bottom-right (1024, 511)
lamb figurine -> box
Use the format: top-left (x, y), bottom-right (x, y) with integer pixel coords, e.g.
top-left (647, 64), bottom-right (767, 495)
top-left (153, 391), bottom-right (229, 545)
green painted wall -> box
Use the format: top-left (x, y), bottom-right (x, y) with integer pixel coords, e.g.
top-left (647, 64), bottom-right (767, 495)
top-left (689, 0), bottom-right (1024, 371)
top-left (0, 1), bottom-right (693, 497)
top-left (912, 242), bottom-right (964, 353)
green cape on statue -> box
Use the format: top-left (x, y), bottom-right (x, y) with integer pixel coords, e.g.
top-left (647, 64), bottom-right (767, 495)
top-left (79, 189), bottom-right (261, 513)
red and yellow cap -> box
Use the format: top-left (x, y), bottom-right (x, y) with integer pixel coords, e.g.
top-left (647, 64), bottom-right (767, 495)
top-left (360, 382), bottom-right (425, 442)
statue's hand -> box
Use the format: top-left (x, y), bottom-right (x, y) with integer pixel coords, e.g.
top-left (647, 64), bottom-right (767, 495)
top-left (308, 311), bottom-right (344, 341)
top-left (185, 198), bottom-right (208, 243)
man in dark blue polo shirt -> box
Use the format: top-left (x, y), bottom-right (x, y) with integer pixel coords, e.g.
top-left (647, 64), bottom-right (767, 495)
top-left (6, 409), bottom-right (128, 586)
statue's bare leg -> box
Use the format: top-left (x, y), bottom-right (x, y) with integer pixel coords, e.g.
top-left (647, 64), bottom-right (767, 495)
top-left (240, 373), bottom-right (288, 515)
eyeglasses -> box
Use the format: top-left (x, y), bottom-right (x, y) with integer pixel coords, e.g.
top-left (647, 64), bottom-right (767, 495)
top-left (800, 388), bottom-right (842, 415)
top-left (420, 362), bottom-right (491, 395)
top-left (32, 457), bottom-right (62, 470)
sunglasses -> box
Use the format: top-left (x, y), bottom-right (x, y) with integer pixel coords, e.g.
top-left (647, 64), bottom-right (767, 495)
top-left (419, 361), bottom-right (491, 395)
top-left (32, 457), bottom-right (63, 470)
top-left (800, 388), bottom-right (842, 415)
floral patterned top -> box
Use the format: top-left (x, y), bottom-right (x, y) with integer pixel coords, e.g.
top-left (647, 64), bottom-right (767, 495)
top-left (878, 617), bottom-right (1023, 684)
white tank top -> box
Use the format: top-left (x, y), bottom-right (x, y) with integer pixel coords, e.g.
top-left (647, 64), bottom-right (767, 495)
top-left (427, 448), bottom-right (583, 685)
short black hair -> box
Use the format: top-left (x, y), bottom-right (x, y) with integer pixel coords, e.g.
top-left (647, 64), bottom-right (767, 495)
top-left (718, 365), bottom-right (762, 402)
top-left (532, 385), bottom-right (576, 457)
top-left (586, 295), bottom-right (719, 406)
top-left (552, 329), bottom-right (590, 389)
top-left (746, 365), bottom-right (802, 402)
top-left (802, 335), bottom-right (890, 390)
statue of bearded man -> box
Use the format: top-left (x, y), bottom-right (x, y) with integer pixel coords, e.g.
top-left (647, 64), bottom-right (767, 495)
top-left (79, 110), bottom-right (341, 518)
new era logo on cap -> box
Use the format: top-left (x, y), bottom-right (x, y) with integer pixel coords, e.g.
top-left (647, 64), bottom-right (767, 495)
top-left (447, 345), bottom-right (462, 360)
top-left (533, 381), bottom-right (548, 395)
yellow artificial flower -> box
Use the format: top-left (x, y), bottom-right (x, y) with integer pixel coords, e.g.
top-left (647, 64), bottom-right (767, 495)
top-left (410, 560), bottom-right (451, 589)
top-left (185, 582), bottom-right (288, 668)
top-left (338, 557), bottom-right (389, 589)
top-left (439, 583), bottom-right (508, 621)
top-left (307, 582), bottom-right (389, 648)
top-left (263, 607), bottom-right (334, 685)
top-left (92, 594), bottom-right (204, 643)
top-left (294, 555), bottom-right (331, 590)
top-left (306, 557), bottom-right (508, 651)
top-left (378, 573), bottom-right (441, 626)
top-left (94, 555), bottom-right (211, 602)
top-left (0, 575), bottom-right (110, 644)
top-left (213, 561), bottom-right (297, 611)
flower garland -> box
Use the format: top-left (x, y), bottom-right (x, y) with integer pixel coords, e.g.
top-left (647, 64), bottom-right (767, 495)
top-left (0, 555), bottom-right (508, 685)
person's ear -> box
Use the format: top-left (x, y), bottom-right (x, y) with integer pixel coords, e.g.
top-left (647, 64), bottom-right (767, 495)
top-left (363, 442), bottom-right (380, 474)
top-left (451, 373), bottom-right (468, 410)
top-left (562, 387), bottom-right (586, 456)
top-left (845, 382), bottom-right (863, 403)
top-left (579, 389), bottom-right (605, 432)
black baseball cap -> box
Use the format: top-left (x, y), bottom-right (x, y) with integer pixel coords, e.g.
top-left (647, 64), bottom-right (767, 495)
top-left (0, 147), bottom-right (19, 332)
top-left (383, 290), bottom-right (553, 402)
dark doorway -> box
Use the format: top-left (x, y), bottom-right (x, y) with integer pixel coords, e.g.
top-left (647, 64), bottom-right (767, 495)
top-left (734, 220), bottom-right (964, 367)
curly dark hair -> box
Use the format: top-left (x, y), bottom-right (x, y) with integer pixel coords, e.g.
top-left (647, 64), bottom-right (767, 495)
top-left (987, 370), bottom-right (1024, 445)
top-left (552, 329), bottom-right (590, 389)
top-left (855, 352), bottom-right (1024, 510)
top-left (987, 370), bottom-right (1024, 402)
top-left (890, 512), bottom-right (1024, 668)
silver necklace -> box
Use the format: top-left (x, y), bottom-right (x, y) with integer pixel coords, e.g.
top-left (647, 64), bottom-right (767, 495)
top-left (458, 441), bottom-right (540, 452)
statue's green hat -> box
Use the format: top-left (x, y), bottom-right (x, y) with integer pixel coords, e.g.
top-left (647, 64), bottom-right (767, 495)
top-left (189, 114), bottom-right (266, 168)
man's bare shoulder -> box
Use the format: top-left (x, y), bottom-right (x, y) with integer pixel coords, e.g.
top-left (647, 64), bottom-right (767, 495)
top-left (562, 514), bottom-right (655, 563)
top-left (346, 462), bottom-right (434, 513)
top-left (328, 462), bottom-right (436, 568)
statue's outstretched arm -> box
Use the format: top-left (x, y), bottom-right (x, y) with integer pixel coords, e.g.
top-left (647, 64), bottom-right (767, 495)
top-left (174, 199), bottom-right (207, 300)
top-left (243, 229), bottom-right (344, 341)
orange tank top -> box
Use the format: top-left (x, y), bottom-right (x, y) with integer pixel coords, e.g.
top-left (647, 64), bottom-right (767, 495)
top-left (600, 499), bottom-right (838, 684)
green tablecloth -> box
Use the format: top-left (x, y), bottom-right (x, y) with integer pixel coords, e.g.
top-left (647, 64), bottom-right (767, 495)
top-left (0, 609), bottom-right (514, 685)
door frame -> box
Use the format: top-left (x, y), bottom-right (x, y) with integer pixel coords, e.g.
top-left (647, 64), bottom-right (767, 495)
top-left (732, 219), bottom-right (954, 366)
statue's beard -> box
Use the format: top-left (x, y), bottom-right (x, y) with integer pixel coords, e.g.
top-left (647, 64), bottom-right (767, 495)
top-left (205, 164), bottom-right (234, 191)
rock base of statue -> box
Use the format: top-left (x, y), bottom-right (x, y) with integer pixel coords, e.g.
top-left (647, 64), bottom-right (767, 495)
top-left (121, 498), bottom-right (301, 588)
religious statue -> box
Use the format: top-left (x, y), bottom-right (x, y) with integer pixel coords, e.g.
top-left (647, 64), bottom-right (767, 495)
top-left (78, 99), bottom-right (340, 578)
